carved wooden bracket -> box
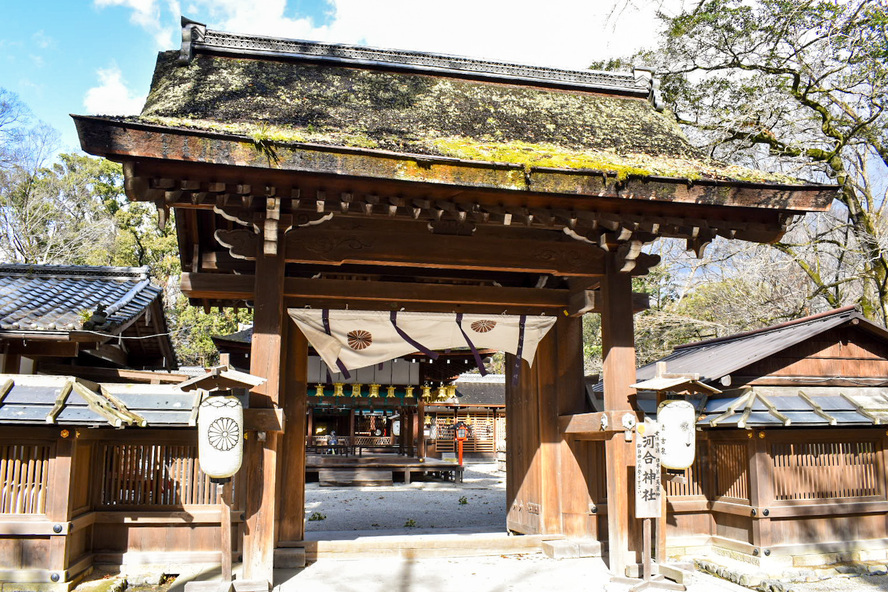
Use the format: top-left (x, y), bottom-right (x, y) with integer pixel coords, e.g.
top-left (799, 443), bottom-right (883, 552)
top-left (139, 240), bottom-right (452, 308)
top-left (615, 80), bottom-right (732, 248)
top-left (215, 229), bottom-right (258, 261)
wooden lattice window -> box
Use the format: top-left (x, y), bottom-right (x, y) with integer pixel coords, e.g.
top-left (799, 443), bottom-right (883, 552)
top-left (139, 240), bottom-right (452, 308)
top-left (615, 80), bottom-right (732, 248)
top-left (712, 442), bottom-right (749, 502)
top-left (771, 441), bottom-right (879, 501)
top-left (434, 411), bottom-right (496, 454)
top-left (0, 444), bottom-right (50, 514)
top-left (99, 443), bottom-right (223, 507)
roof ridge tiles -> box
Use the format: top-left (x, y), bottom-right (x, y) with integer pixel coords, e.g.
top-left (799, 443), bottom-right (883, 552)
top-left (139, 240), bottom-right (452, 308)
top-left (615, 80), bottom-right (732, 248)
top-left (180, 19), bottom-right (655, 99)
top-left (0, 263), bottom-right (151, 281)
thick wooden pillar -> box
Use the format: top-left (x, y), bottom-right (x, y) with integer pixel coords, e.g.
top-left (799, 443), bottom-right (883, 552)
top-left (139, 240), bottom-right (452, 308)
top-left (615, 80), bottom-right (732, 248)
top-left (749, 432), bottom-right (774, 554)
top-left (411, 407), bottom-right (420, 457)
top-left (244, 224), bottom-right (286, 582)
top-left (397, 406), bottom-right (405, 455)
top-left (601, 258), bottom-right (637, 575)
top-left (47, 435), bottom-right (75, 582)
top-left (277, 321), bottom-right (308, 543)
top-left (348, 409), bottom-right (356, 445)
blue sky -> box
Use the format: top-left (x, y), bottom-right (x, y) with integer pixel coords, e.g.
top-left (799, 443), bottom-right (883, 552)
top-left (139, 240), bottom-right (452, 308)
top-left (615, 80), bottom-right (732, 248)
top-left (0, 1), bottom-right (682, 153)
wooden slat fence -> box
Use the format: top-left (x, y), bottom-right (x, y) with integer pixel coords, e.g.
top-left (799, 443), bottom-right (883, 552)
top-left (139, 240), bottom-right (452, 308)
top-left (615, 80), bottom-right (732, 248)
top-left (771, 441), bottom-right (878, 500)
top-left (99, 443), bottom-right (223, 507)
top-left (0, 444), bottom-right (49, 514)
top-left (665, 444), bottom-right (707, 498)
top-left (711, 442), bottom-right (749, 502)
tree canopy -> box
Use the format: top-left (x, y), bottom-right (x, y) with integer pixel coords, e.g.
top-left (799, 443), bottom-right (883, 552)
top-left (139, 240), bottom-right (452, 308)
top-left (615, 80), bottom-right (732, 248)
top-left (648, 0), bottom-right (887, 321)
top-left (0, 89), bottom-right (251, 367)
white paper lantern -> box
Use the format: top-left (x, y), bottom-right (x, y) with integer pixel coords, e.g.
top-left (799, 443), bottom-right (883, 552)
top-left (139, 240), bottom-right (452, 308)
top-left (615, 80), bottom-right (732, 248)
top-left (198, 395), bottom-right (244, 479)
top-left (657, 400), bottom-right (696, 470)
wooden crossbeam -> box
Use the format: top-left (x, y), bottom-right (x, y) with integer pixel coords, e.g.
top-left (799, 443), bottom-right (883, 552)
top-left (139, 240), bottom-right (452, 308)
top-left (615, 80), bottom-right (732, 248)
top-left (181, 272), bottom-right (570, 312)
top-left (214, 225), bottom-right (609, 277)
top-left (45, 381), bottom-right (74, 424)
top-left (840, 392), bottom-right (881, 425)
top-left (568, 290), bottom-right (651, 317)
top-left (0, 378), bottom-right (14, 405)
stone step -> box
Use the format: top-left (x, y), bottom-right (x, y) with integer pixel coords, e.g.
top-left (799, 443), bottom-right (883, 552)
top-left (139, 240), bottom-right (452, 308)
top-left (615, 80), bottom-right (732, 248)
top-left (542, 538), bottom-right (602, 559)
top-left (274, 547), bottom-right (306, 569)
top-left (301, 530), bottom-right (565, 561)
top-left (319, 469), bottom-right (393, 486)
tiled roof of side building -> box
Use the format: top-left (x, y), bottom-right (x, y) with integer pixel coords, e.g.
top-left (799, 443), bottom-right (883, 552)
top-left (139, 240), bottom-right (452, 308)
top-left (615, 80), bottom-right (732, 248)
top-left (0, 264), bottom-right (163, 332)
top-left (633, 306), bottom-right (875, 384)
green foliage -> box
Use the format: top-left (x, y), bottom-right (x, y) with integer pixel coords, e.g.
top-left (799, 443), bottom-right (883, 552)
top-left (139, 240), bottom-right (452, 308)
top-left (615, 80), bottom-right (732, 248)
top-left (458, 496), bottom-right (468, 505)
top-left (404, 519), bottom-right (417, 527)
top-left (0, 89), bottom-right (255, 369)
top-left (307, 511), bottom-right (326, 521)
top-left (168, 296), bottom-right (253, 367)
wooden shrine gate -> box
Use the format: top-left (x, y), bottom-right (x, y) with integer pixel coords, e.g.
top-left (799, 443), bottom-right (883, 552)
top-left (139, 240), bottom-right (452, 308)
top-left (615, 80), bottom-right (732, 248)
top-left (74, 18), bottom-right (837, 587)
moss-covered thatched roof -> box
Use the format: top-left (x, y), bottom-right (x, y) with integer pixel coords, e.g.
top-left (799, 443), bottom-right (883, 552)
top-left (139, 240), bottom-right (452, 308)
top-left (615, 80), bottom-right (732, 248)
top-left (139, 51), bottom-right (795, 184)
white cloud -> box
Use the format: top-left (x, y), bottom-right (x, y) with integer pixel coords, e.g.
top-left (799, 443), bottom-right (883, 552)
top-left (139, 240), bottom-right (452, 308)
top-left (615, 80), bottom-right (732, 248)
top-left (83, 65), bottom-right (146, 116)
top-left (95, 0), bottom-right (689, 69)
top-left (94, 0), bottom-right (175, 47)
top-left (31, 30), bottom-right (55, 50)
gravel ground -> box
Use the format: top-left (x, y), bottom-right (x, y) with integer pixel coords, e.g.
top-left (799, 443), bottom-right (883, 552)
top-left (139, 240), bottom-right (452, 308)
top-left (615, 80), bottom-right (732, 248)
top-left (304, 462), bottom-right (507, 534)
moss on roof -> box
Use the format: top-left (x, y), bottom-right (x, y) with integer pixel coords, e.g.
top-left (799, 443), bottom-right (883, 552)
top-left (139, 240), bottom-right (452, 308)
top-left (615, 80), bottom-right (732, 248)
top-left (139, 51), bottom-right (798, 184)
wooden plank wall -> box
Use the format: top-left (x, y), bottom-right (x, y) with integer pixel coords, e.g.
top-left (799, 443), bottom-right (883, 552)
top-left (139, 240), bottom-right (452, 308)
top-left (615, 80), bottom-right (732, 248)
top-left (741, 327), bottom-right (888, 380)
top-left (665, 428), bottom-right (888, 558)
top-left (505, 351), bottom-right (542, 534)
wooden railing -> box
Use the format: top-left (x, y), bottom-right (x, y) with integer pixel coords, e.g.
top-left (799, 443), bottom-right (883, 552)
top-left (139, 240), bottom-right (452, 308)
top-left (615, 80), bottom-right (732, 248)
top-left (98, 443), bottom-right (222, 507)
top-left (352, 436), bottom-right (393, 446)
top-left (0, 444), bottom-right (49, 514)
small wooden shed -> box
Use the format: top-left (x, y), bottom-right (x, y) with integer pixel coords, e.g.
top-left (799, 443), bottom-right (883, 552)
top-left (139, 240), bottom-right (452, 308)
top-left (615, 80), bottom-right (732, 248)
top-left (426, 373), bottom-right (506, 460)
top-left (622, 307), bottom-right (888, 566)
top-left (0, 374), bottom-right (222, 589)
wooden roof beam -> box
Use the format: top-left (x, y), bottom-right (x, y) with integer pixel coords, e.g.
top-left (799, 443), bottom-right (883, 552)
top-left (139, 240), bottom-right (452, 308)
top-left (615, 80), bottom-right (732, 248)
top-left (214, 225), bottom-right (611, 276)
top-left (181, 272), bottom-right (570, 312)
top-left (568, 290), bottom-right (650, 317)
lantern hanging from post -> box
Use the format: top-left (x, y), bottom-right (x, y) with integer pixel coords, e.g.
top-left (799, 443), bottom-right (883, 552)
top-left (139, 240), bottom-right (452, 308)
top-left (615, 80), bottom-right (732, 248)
top-left (657, 399), bottom-right (696, 470)
top-left (198, 394), bottom-right (244, 479)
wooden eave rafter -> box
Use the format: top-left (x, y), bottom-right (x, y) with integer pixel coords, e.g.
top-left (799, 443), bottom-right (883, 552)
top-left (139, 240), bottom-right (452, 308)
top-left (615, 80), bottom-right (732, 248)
top-left (708, 389), bottom-right (791, 428)
top-left (74, 116), bottom-right (835, 244)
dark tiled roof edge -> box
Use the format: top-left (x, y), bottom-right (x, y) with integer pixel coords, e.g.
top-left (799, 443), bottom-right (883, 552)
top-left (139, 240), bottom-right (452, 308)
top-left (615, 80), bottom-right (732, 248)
top-left (0, 263), bottom-right (151, 281)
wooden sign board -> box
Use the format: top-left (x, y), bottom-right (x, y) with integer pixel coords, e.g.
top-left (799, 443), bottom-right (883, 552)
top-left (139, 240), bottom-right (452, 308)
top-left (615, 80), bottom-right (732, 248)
top-left (635, 418), bottom-right (661, 519)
